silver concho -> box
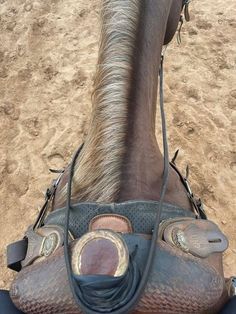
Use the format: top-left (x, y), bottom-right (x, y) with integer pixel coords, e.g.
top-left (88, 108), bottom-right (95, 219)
top-left (42, 232), bottom-right (58, 257)
top-left (172, 228), bottom-right (189, 253)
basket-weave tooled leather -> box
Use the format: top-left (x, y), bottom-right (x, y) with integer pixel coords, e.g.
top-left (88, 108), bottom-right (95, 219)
top-left (10, 235), bottom-right (228, 314)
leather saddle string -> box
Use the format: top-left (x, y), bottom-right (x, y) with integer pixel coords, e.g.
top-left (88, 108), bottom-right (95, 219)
top-left (63, 55), bottom-right (169, 313)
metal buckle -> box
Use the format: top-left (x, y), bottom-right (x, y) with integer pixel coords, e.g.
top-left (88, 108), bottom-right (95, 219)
top-left (226, 277), bottom-right (236, 297)
top-left (183, 0), bottom-right (191, 22)
top-left (195, 198), bottom-right (207, 219)
top-left (184, 178), bottom-right (193, 196)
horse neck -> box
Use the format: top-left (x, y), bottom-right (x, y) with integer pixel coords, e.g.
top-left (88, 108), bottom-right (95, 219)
top-left (118, 0), bottom-right (172, 200)
top-left (55, 0), bottom-right (191, 210)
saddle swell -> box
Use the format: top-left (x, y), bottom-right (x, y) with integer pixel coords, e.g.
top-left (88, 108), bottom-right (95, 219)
top-left (9, 201), bottom-right (229, 314)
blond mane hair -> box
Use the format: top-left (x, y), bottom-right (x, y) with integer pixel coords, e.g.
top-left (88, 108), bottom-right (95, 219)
top-left (59, 0), bottom-right (141, 203)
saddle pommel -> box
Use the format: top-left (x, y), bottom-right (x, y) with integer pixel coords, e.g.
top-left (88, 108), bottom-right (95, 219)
top-left (71, 230), bottom-right (129, 277)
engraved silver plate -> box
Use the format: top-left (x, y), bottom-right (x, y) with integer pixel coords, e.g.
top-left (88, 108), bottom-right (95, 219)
top-left (41, 233), bottom-right (58, 257)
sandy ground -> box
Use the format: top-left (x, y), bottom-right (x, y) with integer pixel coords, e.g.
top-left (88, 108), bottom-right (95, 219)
top-left (0, 0), bottom-right (235, 290)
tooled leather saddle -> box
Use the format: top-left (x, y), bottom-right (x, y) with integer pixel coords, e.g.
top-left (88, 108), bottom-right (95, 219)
top-left (6, 152), bottom-right (231, 314)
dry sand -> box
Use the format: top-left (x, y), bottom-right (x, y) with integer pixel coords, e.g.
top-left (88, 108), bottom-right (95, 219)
top-left (0, 0), bottom-right (235, 289)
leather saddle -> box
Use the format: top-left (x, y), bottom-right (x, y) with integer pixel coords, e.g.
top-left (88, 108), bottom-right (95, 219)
top-left (7, 197), bottom-right (230, 314)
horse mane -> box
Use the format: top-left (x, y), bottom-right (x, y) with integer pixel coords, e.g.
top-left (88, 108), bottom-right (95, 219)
top-left (59, 0), bottom-right (142, 203)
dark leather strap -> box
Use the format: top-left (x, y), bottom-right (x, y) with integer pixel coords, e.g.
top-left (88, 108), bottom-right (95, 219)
top-left (7, 239), bottom-right (28, 272)
top-left (170, 162), bottom-right (207, 219)
top-left (0, 290), bottom-right (25, 314)
top-left (63, 55), bottom-right (171, 314)
top-left (6, 149), bottom-right (82, 272)
top-left (220, 296), bottom-right (236, 314)
top-left (6, 170), bottom-right (65, 272)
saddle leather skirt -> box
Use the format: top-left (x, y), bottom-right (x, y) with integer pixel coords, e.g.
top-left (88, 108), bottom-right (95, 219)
top-left (9, 201), bottom-right (229, 314)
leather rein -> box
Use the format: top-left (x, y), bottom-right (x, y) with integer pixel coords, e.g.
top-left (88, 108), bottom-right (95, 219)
top-left (62, 4), bottom-right (195, 310)
top-left (7, 2), bottom-right (197, 312)
top-left (63, 55), bottom-right (178, 313)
